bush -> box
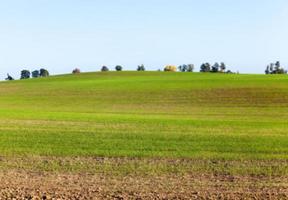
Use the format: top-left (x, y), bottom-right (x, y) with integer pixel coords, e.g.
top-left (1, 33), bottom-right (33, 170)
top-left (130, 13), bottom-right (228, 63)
top-left (20, 70), bottom-right (31, 79)
top-left (115, 65), bottom-right (123, 71)
top-left (164, 65), bottom-right (177, 72)
top-left (5, 74), bottom-right (14, 81)
top-left (226, 70), bottom-right (234, 74)
top-left (72, 68), bottom-right (81, 74)
top-left (101, 66), bottom-right (109, 72)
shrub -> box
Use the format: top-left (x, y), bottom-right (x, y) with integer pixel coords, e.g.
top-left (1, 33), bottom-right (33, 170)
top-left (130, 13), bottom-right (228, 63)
top-left (5, 74), bottom-right (14, 81)
top-left (101, 66), bottom-right (109, 72)
top-left (226, 70), bottom-right (234, 74)
top-left (164, 65), bottom-right (177, 72)
top-left (72, 68), bottom-right (81, 74)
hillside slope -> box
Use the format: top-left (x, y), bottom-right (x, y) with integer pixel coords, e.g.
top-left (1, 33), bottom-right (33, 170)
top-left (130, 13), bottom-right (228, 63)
top-left (1, 71), bottom-right (288, 199)
top-left (0, 71), bottom-right (288, 160)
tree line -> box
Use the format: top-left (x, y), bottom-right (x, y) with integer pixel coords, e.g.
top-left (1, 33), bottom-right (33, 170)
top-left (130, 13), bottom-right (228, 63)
top-left (5, 61), bottom-right (286, 80)
top-left (265, 61), bottom-right (287, 74)
top-left (72, 62), bottom-right (235, 74)
top-left (6, 68), bottom-right (49, 81)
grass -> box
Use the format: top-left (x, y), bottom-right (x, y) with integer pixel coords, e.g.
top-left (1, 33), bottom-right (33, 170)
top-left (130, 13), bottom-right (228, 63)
top-left (0, 71), bottom-right (288, 175)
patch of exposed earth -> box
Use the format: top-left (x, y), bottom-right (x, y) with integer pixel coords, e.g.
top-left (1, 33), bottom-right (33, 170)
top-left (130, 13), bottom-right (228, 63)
top-left (0, 170), bottom-right (287, 199)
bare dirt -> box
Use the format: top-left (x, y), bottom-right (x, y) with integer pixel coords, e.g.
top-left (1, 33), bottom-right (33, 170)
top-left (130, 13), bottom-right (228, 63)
top-left (0, 170), bottom-right (287, 200)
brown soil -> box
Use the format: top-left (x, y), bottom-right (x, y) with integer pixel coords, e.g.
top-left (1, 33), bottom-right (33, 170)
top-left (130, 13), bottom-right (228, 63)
top-left (0, 170), bottom-right (287, 200)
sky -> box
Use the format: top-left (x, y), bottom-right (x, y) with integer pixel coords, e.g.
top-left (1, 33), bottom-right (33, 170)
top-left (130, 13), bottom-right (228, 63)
top-left (0, 0), bottom-right (288, 79)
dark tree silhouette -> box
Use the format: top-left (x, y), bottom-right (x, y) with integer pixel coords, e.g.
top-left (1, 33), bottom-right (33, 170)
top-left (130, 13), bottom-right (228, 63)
top-left (200, 63), bottom-right (211, 72)
top-left (101, 66), bottom-right (109, 72)
top-left (265, 61), bottom-right (287, 74)
top-left (32, 70), bottom-right (40, 78)
top-left (137, 64), bottom-right (145, 71)
top-left (20, 70), bottom-right (31, 79)
top-left (72, 68), bottom-right (81, 74)
top-left (5, 74), bottom-right (14, 81)
top-left (40, 68), bottom-right (49, 77)
top-left (115, 65), bottom-right (123, 71)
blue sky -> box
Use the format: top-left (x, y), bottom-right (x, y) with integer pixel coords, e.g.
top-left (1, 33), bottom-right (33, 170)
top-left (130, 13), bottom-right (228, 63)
top-left (0, 0), bottom-right (288, 79)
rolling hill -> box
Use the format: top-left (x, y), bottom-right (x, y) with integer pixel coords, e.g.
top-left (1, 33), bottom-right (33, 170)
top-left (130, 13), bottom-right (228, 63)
top-left (1, 71), bottom-right (288, 198)
top-left (0, 71), bottom-right (288, 160)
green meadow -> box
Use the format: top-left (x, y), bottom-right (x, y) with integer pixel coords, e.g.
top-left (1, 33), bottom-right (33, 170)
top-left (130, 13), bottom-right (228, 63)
top-left (0, 71), bottom-right (288, 174)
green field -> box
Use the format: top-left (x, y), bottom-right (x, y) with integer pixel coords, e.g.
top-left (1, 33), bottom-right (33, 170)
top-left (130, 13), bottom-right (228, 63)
top-left (0, 71), bottom-right (288, 175)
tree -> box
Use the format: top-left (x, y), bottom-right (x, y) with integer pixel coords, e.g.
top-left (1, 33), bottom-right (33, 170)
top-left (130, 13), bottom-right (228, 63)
top-left (178, 64), bottom-right (187, 72)
top-left (32, 70), bottom-right (40, 78)
top-left (101, 66), bottom-right (109, 72)
top-left (265, 61), bottom-right (287, 74)
top-left (220, 62), bottom-right (226, 72)
top-left (164, 65), bottom-right (177, 72)
top-left (179, 64), bottom-right (194, 72)
top-left (275, 61), bottom-right (281, 69)
top-left (211, 62), bottom-right (220, 73)
top-left (187, 64), bottom-right (194, 72)
top-left (226, 70), bottom-right (234, 74)
top-left (72, 68), bottom-right (81, 74)
top-left (115, 65), bottom-right (123, 71)
top-left (200, 63), bottom-right (211, 72)
top-left (200, 62), bottom-right (232, 73)
top-left (20, 70), bottom-right (30, 79)
top-left (137, 64), bottom-right (145, 71)
top-left (40, 68), bottom-right (49, 77)
top-left (269, 63), bottom-right (274, 72)
top-left (5, 74), bottom-right (14, 81)
top-left (265, 66), bottom-right (270, 74)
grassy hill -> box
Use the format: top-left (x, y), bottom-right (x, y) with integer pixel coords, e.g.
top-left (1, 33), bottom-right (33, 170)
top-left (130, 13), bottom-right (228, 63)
top-left (0, 71), bottom-right (288, 175)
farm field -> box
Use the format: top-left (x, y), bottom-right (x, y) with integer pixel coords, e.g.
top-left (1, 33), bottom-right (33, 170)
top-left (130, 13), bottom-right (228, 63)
top-left (0, 71), bottom-right (288, 199)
